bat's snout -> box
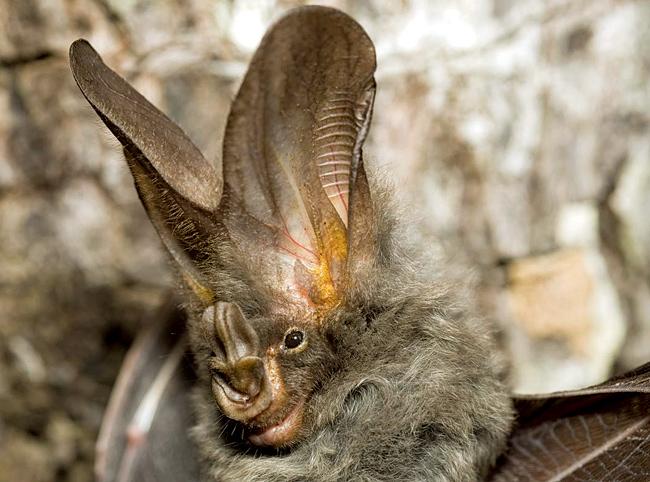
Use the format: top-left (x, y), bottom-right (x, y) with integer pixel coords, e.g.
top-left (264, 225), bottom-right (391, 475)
top-left (216, 356), bottom-right (263, 400)
top-left (210, 357), bottom-right (273, 422)
top-left (203, 302), bottom-right (273, 422)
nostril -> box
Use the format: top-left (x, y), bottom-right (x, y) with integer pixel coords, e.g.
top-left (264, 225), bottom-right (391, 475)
top-left (210, 359), bottom-right (272, 422)
top-left (244, 378), bottom-right (260, 399)
top-left (210, 356), bottom-right (269, 418)
top-left (213, 374), bottom-right (256, 404)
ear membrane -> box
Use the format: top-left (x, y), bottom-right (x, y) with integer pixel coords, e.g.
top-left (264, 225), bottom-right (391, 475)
top-left (220, 6), bottom-right (378, 311)
top-left (125, 152), bottom-right (218, 304)
top-left (69, 40), bottom-right (223, 303)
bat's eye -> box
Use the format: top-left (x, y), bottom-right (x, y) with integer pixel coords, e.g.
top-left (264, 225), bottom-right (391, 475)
top-left (283, 329), bottom-right (305, 350)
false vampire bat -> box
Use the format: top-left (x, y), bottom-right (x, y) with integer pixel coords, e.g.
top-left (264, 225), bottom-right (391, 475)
top-left (70, 9), bottom-right (513, 480)
top-left (67, 5), bottom-right (576, 481)
top-left (90, 303), bottom-right (650, 482)
top-left (95, 307), bottom-right (650, 481)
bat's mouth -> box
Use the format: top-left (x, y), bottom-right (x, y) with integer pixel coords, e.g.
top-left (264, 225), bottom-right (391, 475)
top-left (248, 397), bottom-right (306, 447)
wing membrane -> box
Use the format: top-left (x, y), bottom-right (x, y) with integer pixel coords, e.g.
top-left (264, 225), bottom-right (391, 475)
top-left (95, 299), bottom-right (201, 482)
top-left (490, 363), bottom-right (650, 481)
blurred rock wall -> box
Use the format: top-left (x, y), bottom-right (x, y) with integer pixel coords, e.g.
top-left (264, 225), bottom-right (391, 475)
top-left (0, 0), bottom-right (648, 480)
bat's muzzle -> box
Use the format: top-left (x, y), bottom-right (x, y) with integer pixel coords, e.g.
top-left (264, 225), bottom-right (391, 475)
top-left (203, 302), bottom-right (273, 422)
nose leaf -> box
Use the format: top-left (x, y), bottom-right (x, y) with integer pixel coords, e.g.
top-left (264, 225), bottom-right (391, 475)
top-left (230, 356), bottom-right (263, 398)
top-left (213, 302), bottom-right (260, 361)
top-left (202, 302), bottom-right (272, 419)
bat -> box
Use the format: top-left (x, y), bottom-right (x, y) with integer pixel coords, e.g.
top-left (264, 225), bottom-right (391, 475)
top-left (68, 5), bottom-right (649, 481)
top-left (95, 306), bottom-right (650, 481)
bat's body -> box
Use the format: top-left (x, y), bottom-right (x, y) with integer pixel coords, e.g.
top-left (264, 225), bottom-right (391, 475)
top-left (189, 256), bottom-right (512, 481)
top-left (68, 6), bottom-right (538, 481)
top-left (70, 6), bottom-right (512, 480)
top-left (70, 7), bottom-right (650, 481)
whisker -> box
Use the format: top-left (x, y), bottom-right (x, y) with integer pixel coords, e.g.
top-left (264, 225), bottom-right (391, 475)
top-left (317, 112), bottom-right (355, 122)
top-left (319, 169), bottom-right (350, 177)
top-left (315, 131), bottom-right (357, 142)
top-left (318, 160), bottom-right (351, 167)
top-left (314, 121), bottom-right (356, 131)
top-left (327, 190), bottom-right (349, 198)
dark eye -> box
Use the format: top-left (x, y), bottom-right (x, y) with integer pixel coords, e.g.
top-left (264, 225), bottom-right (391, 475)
top-left (284, 329), bottom-right (305, 350)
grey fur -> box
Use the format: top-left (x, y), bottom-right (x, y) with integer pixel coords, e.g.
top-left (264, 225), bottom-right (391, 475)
top-left (69, 5), bottom-right (513, 481)
top-left (187, 185), bottom-right (513, 481)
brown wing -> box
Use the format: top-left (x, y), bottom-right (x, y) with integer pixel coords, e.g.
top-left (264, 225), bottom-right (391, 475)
top-left (95, 298), bottom-right (201, 482)
top-left (489, 362), bottom-right (650, 481)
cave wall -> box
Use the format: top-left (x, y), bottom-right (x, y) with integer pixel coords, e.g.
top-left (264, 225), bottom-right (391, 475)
top-left (1, 1), bottom-right (648, 480)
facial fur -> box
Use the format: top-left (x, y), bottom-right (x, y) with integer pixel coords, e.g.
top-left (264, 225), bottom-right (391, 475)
top-left (185, 185), bottom-right (513, 481)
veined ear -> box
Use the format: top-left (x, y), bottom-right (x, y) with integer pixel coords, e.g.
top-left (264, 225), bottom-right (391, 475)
top-left (69, 40), bottom-right (222, 304)
top-left (222, 6), bottom-right (377, 311)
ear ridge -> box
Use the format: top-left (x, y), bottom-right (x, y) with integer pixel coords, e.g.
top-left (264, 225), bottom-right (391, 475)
top-left (221, 6), bottom-right (378, 310)
top-left (347, 160), bottom-right (376, 274)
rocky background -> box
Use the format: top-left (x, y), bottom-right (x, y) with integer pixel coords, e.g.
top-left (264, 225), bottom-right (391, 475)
top-left (1, 0), bottom-right (648, 480)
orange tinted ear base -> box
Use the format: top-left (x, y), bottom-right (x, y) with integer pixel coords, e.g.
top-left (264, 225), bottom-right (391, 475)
top-left (182, 272), bottom-right (214, 305)
top-left (309, 219), bottom-right (348, 310)
top-left (126, 151), bottom-right (216, 307)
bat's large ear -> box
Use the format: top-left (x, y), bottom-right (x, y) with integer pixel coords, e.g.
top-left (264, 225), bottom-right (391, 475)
top-left (69, 40), bottom-right (222, 303)
top-left (222, 6), bottom-right (377, 310)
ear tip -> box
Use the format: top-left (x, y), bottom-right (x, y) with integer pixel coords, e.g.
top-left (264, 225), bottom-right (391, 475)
top-left (285, 5), bottom-right (361, 24)
top-left (273, 6), bottom-right (376, 66)
top-left (69, 39), bottom-right (96, 61)
top-left (69, 39), bottom-right (103, 82)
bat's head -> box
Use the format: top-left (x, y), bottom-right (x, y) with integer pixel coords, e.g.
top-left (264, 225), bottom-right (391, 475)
top-left (194, 300), bottom-right (346, 447)
top-left (69, 6), bottom-right (380, 448)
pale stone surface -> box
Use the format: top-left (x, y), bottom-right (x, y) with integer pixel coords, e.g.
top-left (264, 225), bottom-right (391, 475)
top-left (555, 202), bottom-right (599, 249)
top-left (506, 249), bottom-right (626, 392)
top-left (1, 0), bottom-right (649, 479)
top-left (611, 136), bottom-right (650, 271)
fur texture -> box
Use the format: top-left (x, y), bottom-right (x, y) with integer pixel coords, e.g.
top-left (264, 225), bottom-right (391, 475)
top-left (185, 185), bottom-right (513, 481)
